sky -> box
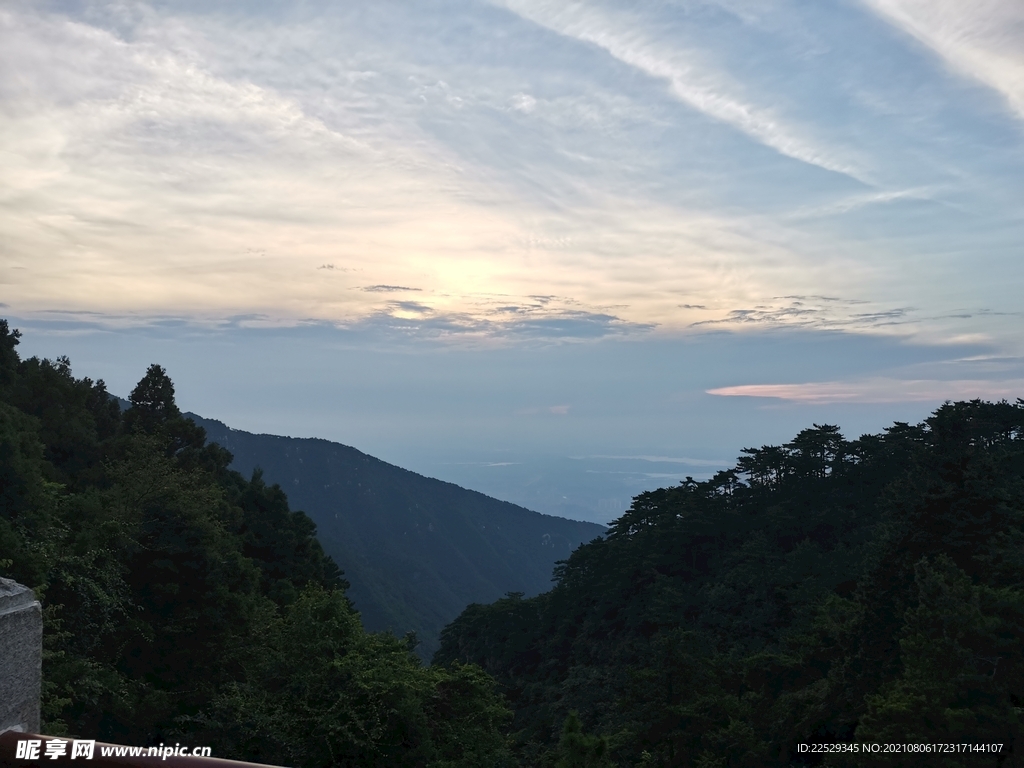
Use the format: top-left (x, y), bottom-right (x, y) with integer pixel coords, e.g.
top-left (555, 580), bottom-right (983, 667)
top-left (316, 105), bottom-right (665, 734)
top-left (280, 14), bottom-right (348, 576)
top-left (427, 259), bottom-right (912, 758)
top-left (2, 0), bottom-right (1023, 522)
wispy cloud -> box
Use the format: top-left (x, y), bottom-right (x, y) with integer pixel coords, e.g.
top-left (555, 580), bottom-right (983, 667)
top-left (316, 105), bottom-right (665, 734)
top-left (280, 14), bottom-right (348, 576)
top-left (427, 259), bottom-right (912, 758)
top-left (1, 1), bottom-right (1023, 356)
top-left (861, 0), bottom-right (1024, 121)
top-left (491, 0), bottom-right (865, 179)
top-left (1, 5), bottom-right (811, 333)
top-left (785, 186), bottom-right (943, 220)
top-left (708, 377), bottom-right (1024, 403)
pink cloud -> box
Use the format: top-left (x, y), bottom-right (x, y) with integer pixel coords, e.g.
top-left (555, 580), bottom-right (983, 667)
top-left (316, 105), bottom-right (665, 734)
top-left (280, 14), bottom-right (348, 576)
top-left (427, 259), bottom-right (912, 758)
top-left (707, 378), bottom-right (1024, 404)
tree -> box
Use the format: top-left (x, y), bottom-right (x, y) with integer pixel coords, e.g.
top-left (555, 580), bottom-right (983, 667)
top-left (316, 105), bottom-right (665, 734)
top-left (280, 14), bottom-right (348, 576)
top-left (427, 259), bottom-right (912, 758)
top-left (128, 364), bottom-right (180, 423)
top-left (123, 364), bottom-right (205, 456)
top-left (554, 712), bottom-right (613, 768)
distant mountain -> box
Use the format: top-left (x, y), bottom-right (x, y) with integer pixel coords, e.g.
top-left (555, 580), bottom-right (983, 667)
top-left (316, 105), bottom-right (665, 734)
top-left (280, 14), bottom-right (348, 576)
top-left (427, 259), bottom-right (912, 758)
top-left (185, 414), bottom-right (605, 658)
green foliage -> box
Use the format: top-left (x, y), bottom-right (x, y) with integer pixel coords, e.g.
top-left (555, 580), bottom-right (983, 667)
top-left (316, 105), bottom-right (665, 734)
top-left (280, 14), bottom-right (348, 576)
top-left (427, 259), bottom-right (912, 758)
top-left (0, 322), bottom-right (512, 766)
top-left (554, 712), bottom-right (614, 768)
top-left (437, 404), bottom-right (1024, 766)
top-left (193, 585), bottom-right (514, 767)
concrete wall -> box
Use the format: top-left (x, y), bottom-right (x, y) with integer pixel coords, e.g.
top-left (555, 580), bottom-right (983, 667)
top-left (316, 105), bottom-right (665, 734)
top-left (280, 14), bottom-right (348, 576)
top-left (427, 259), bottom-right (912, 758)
top-left (0, 578), bottom-right (41, 733)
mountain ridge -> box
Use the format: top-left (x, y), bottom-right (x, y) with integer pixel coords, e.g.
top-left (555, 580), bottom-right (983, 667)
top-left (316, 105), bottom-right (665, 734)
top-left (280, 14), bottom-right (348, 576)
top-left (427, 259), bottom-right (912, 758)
top-left (184, 413), bottom-right (605, 658)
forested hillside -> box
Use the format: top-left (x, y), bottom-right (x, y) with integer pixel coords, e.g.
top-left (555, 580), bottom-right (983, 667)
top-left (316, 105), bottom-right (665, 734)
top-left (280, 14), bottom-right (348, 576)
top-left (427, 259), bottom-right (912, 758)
top-left (437, 400), bottom-right (1024, 766)
top-left (0, 321), bottom-right (514, 766)
top-left (185, 415), bottom-right (604, 658)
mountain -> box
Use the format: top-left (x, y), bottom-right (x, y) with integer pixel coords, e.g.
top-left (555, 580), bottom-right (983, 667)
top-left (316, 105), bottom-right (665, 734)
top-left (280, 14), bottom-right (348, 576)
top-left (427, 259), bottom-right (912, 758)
top-left (186, 414), bottom-right (605, 658)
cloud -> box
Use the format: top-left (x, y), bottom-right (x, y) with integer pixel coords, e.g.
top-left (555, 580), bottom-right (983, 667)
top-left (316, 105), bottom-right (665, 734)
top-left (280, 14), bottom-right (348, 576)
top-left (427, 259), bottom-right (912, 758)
top-left (707, 377), bottom-right (1024, 403)
top-left (387, 301), bottom-right (433, 315)
top-left (2, 1), bottom-right (1022, 357)
top-left (785, 186), bottom-right (944, 220)
top-left (356, 300), bottom-right (655, 342)
top-left (509, 92), bottom-right (538, 113)
top-left (689, 297), bottom-right (914, 331)
top-left (491, 0), bottom-right (865, 179)
top-left (861, 0), bottom-right (1024, 121)
top-left (2, 6), bottom-right (791, 332)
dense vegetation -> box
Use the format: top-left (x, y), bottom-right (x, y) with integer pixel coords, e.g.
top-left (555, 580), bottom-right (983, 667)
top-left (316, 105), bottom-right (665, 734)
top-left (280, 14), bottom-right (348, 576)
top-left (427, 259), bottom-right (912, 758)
top-left (187, 414), bottom-right (604, 659)
top-left (437, 399), bottom-right (1024, 766)
top-left (0, 321), bottom-right (514, 766)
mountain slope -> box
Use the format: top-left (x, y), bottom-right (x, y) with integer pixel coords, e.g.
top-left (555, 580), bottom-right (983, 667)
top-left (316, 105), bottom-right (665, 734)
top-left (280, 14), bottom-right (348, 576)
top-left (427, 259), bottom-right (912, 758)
top-left (187, 414), bottom-right (605, 658)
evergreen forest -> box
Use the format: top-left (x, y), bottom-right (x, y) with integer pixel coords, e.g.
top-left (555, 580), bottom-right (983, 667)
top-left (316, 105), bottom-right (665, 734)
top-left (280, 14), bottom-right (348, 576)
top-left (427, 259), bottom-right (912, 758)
top-left (4, 316), bottom-right (1024, 767)
top-left (437, 396), bottom-right (1024, 766)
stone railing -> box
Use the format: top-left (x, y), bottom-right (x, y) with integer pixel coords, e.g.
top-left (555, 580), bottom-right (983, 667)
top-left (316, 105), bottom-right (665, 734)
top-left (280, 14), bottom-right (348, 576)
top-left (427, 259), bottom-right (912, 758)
top-left (0, 577), bottom-right (41, 734)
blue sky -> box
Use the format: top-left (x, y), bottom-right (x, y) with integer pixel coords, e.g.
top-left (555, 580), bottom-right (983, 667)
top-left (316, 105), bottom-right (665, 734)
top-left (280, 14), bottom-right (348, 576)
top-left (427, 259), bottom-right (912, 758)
top-left (3, 0), bottom-right (1023, 521)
